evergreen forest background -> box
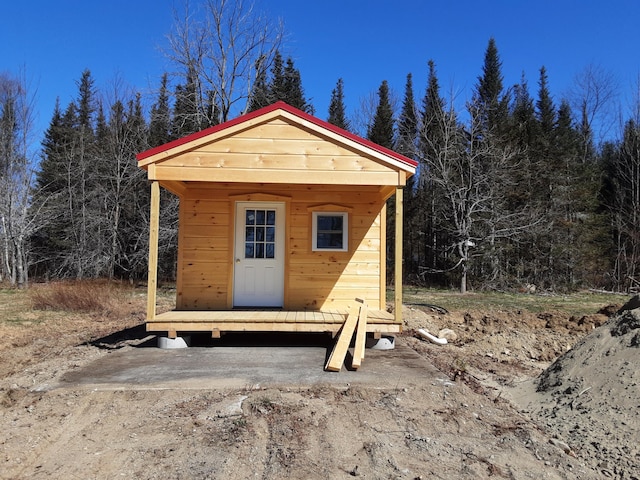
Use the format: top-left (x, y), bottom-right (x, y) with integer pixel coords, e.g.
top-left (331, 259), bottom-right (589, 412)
top-left (1, 2), bottom-right (639, 294)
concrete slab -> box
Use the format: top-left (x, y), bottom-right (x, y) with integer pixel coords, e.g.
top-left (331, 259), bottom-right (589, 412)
top-left (59, 333), bottom-right (443, 390)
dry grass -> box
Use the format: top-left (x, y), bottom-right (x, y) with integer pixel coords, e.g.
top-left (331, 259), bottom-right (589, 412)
top-left (29, 280), bottom-right (132, 314)
top-left (393, 287), bottom-right (627, 317)
top-left (0, 286), bottom-right (38, 326)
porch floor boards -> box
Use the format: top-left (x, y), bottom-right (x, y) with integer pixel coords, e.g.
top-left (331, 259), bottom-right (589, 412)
top-left (146, 308), bottom-right (400, 334)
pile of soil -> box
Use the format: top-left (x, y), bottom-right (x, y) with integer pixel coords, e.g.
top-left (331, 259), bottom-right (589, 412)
top-left (511, 298), bottom-right (640, 479)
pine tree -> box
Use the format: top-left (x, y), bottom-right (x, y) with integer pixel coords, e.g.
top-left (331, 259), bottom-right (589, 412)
top-left (368, 80), bottom-right (395, 277)
top-left (37, 99), bottom-right (65, 193)
top-left (508, 73), bottom-right (536, 207)
top-left (72, 70), bottom-right (99, 277)
top-left (327, 78), bottom-right (349, 130)
top-left (396, 74), bottom-right (417, 158)
top-left (418, 60), bottom-right (453, 286)
top-left (33, 100), bottom-right (77, 277)
top-left (536, 67), bottom-right (555, 136)
top-left (396, 73), bottom-right (419, 278)
top-left (95, 101), bottom-right (109, 150)
top-left (269, 51), bottom-right (286, 105)
top-left (548, 98), bottom-right (607, 288)
top-left (530, 66), bottom-right (558, 284)
top-left (468, 38), bottom-right (521, 287)
top-left (33, 70), bottom-right (101, 278)
top-left (149, 73), bottom-right (171, 147)
top-left (283, 57), bottom-right (310, 112)
top-left (76, 69), bottom-right (95, 135)
top-left (171, 66), bottom-right (201, 139)
top-left (367, 80), bottom-right (394, 149)
top-left (248, 56), bottom-right (270, 113)
top-left (534, 66), bottom-right (557, 204)
top-left (420, 60), bottom-right (446, 178)
top-left (506, 72), bottom-right (550, 286)
top-left (472, 37), bottom-right (510, 134)
top-left (265, 53), bottom-right (312, 113)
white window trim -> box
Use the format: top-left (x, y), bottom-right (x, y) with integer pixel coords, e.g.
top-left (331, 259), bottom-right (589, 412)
top-left (312, 211), bottom-right (348, 252)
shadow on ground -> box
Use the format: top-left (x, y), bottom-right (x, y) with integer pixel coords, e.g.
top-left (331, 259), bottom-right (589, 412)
top-left (89, 325), bottom-right (337, 350)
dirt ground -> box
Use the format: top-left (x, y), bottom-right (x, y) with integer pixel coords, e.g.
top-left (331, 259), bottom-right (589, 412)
top-left (0, 289), bottom-right (638, 479)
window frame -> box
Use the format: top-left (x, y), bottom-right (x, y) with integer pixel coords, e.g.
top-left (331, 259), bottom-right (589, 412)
top-left (312, 211), bottom-right (349, 252)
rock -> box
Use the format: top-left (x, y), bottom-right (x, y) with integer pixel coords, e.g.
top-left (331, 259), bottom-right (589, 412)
top-left (438, 328), bottom-right (457, 342)
top-left (609, 309), bottom-right (640, 337)
top-left (617, 294), bottom-right (640, 314)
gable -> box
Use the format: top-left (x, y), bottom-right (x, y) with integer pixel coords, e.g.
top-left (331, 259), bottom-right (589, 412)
top-left (137, 102), bottom-right (416, 187)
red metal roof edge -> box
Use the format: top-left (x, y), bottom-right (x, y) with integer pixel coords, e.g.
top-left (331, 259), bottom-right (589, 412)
top-left (136, 101), bottom-right (418, 169)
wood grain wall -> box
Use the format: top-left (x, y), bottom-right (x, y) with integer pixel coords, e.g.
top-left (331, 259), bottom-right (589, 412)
top-left (176, 183), bottom-right (386, 311)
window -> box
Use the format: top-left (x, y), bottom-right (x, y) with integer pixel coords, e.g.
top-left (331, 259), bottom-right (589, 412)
top-left (244, 208), bottom-right (276, 259)
top-left (312, 212), bottom-right (348, 251)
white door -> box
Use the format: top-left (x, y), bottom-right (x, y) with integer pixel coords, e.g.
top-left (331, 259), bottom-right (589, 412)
top-left (233, 202), bottom-right (285, 307)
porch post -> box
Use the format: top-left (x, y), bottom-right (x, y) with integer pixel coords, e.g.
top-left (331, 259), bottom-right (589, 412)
top-left (394, 186), bottom-right (404, 324)
top-left (147, 180), bottom-right (160, 320)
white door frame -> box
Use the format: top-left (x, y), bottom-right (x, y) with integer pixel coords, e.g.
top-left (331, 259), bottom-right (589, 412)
top-left (233, 201), bottom-right (285, 307)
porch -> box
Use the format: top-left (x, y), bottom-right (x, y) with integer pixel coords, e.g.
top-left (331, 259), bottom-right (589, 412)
top-left (147, 308), bottom-right (400, 337)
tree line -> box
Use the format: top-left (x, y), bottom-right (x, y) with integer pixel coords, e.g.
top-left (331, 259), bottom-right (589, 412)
top-left (0, 0), bottom-right (638, 293)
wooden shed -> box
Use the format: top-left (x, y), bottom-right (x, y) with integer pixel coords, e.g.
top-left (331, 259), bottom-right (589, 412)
top-left (137, 101), bottom-right (416, 340)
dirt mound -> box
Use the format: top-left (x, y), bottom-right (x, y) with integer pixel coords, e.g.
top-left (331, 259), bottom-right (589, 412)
top-left (519, 306), bottom-right (640, 478)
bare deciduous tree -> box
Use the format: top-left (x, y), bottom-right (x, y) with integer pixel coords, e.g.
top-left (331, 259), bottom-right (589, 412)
top-left (568, 64), bottom-right (619, 157)
top-left (166, 0), bottom-right (284, 125)
top-left (0, 71), bottom-right (40, 287)
top-left (604, 86), bottom-right (640, 291)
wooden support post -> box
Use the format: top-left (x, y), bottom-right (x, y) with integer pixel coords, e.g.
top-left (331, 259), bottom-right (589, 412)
top-left (147, 181), bottom-right (160, 321)
top-left (394, 186), bottom-right (404, 325)
top-left (352, 300), bottom-right (368, 370)
top-left (379, 203), bottom-right (386, 311)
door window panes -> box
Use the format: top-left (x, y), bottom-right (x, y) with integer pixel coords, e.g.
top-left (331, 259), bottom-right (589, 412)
top-left (245, 208), bottom-right (276, 258)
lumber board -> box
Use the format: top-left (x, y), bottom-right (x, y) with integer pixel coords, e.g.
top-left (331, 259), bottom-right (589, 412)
top-left (147, 181), bottom-right (160, 320)
top-left (145, 320), bottom-right (401, 335)
top-left (176, 150), bottom-right (390, 172)
top-left (394, 186), bottom-right (404, 324)
top-left (150, 165), bottom-right (398, 186)
top-left (325, 304), bottom-right (359, 372)
top-left (352, 301), bottom-right (368, 370)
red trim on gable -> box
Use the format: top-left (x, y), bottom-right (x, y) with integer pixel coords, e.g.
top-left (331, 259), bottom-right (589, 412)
top-left (136, 101), bottom-right (418, 169)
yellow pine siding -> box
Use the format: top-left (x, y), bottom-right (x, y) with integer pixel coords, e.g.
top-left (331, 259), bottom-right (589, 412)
top-left (155, 119), bottom-right (391, 172)
top-left (174, 185), bottom-right (385, 312)
top-left (147, 118), bottom-right (402, 187)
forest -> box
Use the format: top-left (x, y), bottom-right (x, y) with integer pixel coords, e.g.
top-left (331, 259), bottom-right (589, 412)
top-left (0, 0), bottom-right (638, 294)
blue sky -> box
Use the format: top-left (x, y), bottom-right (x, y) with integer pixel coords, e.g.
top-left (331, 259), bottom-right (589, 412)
top-left (2, 0), bottom-right (639, 146)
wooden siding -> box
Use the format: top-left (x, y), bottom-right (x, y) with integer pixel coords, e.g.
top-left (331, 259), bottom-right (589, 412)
top-left (149, 118), bottom-right (403, 186)
top-left (176, 183), bottom-right (386, 312)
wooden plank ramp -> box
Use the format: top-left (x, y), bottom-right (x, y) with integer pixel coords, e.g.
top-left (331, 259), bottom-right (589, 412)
top-left (351, 300), bottom-right (368, 370)
top-left (325, 299), bottom-right (367, 372)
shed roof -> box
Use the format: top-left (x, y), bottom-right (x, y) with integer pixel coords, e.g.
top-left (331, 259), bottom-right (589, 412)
top-left (136, 101), bottom-right (418, 173)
